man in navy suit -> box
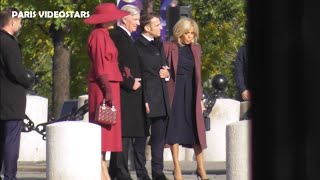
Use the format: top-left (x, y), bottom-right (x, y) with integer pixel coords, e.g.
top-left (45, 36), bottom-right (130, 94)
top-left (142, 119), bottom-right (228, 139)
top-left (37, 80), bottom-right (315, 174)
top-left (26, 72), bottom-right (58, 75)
top-left (135, 13), bottom-right (170, 180)
top-left (0, 7), bottom-right (33, 180)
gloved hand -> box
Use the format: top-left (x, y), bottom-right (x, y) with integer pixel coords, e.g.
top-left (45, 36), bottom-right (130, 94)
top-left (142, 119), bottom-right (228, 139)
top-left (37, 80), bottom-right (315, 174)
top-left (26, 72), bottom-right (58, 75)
top-left (97, 74), bottom-right (113, 102)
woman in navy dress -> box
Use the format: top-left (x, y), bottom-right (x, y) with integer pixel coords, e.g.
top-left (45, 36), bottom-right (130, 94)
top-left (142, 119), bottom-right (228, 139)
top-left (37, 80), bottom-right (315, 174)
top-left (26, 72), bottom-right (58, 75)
top-left (163, 18), bottom-right (208, 180)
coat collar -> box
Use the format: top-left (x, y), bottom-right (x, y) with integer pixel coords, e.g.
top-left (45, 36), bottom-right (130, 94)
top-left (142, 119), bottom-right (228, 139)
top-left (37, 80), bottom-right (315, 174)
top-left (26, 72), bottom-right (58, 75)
top-left (169, 42), bottom-right (200, 77)
top-left (115, 26), bottom-right (133, 41)
top-left (141, 34), bottom-right (154, 41)
top-left (137, 34), bottom-right (162, 48)
top-left (170, 43), bottom-right (179, 76)
top-left (0, 29), bottom-right (17, 41)
top-left (0, 29), bottom-right (21, 47)
top-left (136, 34), bottom-right (150, 46)
top-left (117, 25), bottom-right (131, 36)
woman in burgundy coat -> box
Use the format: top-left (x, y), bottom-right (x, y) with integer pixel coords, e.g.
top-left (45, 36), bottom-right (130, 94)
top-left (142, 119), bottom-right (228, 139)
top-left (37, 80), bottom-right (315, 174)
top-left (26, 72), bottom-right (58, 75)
top-left (163, 18), bottom-right (209, 180)
top-left (84, 3), bottom-right (128, 180)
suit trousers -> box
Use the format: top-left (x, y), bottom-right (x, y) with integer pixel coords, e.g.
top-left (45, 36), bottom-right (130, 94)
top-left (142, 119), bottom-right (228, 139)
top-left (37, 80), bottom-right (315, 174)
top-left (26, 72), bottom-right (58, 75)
top-left (133, 137), bottom-right (149, 178)
top-left (0, 120), bottom-right (22, 180)
top-left (109, 137), bottom-right (149, 180)
top-left (150, 116), bottom-right (168, 178)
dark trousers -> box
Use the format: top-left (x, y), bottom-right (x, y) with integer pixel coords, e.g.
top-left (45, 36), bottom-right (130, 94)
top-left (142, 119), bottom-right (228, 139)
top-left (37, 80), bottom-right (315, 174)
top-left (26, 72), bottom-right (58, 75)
top-left (133, 137), bottom-right (149, 178)
top-left (109, 137), bottom-right (149, 180)
top-left (150, 116), bottom-right (168, 178)
top-left (0, 120), bottom-right (22, 180)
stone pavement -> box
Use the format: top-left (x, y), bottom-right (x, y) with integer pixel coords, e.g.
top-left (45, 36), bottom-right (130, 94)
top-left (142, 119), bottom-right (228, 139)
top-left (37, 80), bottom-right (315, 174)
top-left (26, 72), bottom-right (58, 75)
top-left (8, 161), bottom-right (226, 180)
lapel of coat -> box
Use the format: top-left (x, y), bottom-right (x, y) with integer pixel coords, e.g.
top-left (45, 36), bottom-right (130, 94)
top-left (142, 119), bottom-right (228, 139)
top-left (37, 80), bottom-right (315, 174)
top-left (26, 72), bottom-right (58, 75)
top-left (191, 44), bottom-right (199, 66)
top-left (154, 40), bottom-right (169, 67)
top-left (171, 43), bottom-right (179, 76)
top-left (191, 44), bottom-right (200, 85)
top-left (117, 26), bottom-right (134, 44)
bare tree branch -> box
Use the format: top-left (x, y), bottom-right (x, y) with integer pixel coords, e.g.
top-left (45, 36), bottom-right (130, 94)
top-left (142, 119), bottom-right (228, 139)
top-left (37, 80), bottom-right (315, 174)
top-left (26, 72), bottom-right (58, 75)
top-left (36, 23), bottom-right (50, 36)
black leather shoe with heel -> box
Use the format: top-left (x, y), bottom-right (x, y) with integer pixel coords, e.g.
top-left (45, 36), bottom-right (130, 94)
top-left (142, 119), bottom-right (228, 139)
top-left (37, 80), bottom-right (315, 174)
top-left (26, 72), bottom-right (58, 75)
top-left (172, 170), bottom-right (184, 180)
top-left (195, 170), bottom-right (209, 180)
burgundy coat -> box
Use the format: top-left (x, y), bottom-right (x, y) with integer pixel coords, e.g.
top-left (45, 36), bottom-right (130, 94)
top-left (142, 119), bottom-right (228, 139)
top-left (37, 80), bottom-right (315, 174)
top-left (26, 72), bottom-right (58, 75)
top-left (87, 27), bottom-right (123, 152)
top-left (163, 41), bottom-right (207, 150)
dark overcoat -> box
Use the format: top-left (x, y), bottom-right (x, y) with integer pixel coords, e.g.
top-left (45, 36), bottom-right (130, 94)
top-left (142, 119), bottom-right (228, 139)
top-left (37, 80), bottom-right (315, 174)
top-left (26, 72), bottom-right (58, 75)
top-left (163, 41), bottom-right (207, 150)
top-left (233, 45), bottom-right (248, 101)
top-left (134, 35), bottom-right (170, 118)
top-left (110, 26), bottom-right (147, 137)
top-left (0, 29), bottom-right (32, 120)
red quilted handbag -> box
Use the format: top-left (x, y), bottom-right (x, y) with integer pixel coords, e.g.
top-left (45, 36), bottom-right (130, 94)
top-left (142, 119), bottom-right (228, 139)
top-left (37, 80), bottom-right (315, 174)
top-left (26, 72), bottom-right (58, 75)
top-left (95, 99), bottom-right (116, 125)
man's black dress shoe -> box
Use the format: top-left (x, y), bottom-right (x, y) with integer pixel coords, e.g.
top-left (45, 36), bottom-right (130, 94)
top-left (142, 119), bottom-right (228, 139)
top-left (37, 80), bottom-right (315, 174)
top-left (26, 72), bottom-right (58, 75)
top-left (114, 175), bottom-right (133, 180)
top-left (137, 175), bottom-right (152, 180)
top-left (152, 173), bottom-right (169, 180)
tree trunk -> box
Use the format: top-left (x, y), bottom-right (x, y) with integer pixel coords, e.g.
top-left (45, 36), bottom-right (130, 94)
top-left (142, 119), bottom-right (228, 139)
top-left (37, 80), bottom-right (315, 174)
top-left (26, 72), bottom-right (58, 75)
top-left (51, 27), bottom-right (70, 119)
top-left (143, 0), bottom-right (155, 13)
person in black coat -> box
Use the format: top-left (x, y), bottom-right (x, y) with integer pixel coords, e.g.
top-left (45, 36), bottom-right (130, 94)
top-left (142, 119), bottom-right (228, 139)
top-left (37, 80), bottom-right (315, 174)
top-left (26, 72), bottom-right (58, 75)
top-left (135, 13), bottom-right (170, 180)
top-left (233, 45), bottom-right (251, 101)
top-left (108, 5), bottom-right (150, 180)
top-left (0, 7), bottom-right (33, 180)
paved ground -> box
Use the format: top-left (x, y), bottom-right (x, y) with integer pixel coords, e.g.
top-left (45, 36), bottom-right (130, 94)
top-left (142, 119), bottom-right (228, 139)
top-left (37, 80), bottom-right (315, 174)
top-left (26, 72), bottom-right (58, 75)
top-left (2, 161), bottom-right (226, 180)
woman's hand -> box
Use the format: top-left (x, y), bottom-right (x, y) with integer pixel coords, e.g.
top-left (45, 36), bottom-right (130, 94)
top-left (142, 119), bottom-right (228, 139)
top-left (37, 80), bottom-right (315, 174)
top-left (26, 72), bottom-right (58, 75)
top-left (97, 75), bottom-right (113, 102)
top-left (201, 100), bottom-right (206, 113)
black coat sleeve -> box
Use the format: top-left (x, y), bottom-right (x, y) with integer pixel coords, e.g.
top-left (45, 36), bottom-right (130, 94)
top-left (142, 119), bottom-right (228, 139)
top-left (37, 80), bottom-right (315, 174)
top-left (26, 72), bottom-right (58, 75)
top-left (2, 38), bottom-right (31, 89)
top-left (110, 30), bottom-right (135, 91)
top-left (233, 45), bottom-right (247, 93)
top-left (118, 63), bottom-right (135, 91)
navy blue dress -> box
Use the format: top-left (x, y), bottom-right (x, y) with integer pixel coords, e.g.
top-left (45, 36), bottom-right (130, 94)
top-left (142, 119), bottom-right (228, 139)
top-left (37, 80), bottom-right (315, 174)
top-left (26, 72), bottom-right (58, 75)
top-left (166, 45), bottom-right (199, 148)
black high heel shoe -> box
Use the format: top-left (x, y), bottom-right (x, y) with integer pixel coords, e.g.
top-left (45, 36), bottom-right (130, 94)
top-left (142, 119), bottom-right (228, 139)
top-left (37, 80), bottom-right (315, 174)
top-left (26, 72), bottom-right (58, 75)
top-left (195, 170), bottom-right (209, 180)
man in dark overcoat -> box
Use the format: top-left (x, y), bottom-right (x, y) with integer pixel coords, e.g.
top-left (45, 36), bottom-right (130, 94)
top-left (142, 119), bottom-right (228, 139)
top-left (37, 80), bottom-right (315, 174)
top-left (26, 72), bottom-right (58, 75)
top-left (0, 7), bottom-right (33, 180)
top-left (134, 13), bottom-right (170, 180)
top-left (233, 45), bottom-right (251, 102)
top-left (109, 5), bottom-right (150, 180)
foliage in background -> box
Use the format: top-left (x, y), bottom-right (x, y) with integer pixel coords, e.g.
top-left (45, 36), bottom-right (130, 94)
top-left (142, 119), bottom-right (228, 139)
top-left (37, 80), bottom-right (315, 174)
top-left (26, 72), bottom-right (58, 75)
top-left (184, 0), bottom-right (246, 97)
top-left (0, 0), bottom-right (113, 113)
top-left (1, 0), bottom-right (246, 114)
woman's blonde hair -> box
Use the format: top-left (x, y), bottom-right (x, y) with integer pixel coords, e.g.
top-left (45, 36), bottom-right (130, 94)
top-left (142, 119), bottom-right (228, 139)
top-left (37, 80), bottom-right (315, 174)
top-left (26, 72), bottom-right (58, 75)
top-left (172, 17), bottom-right (199, 46)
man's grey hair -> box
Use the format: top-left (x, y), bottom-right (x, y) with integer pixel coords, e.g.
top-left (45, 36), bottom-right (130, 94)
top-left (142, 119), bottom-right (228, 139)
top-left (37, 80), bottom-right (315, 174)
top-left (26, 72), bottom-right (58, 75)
top-left (118, 5), bottom-right (140, 25)
top-left (120, 5), bottom-right (140, 16)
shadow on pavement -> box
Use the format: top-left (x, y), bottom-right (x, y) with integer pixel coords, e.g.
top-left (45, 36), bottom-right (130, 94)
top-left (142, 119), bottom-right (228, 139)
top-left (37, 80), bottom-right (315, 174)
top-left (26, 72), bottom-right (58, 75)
top-left (182, 169), bottom-right (226, 175)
